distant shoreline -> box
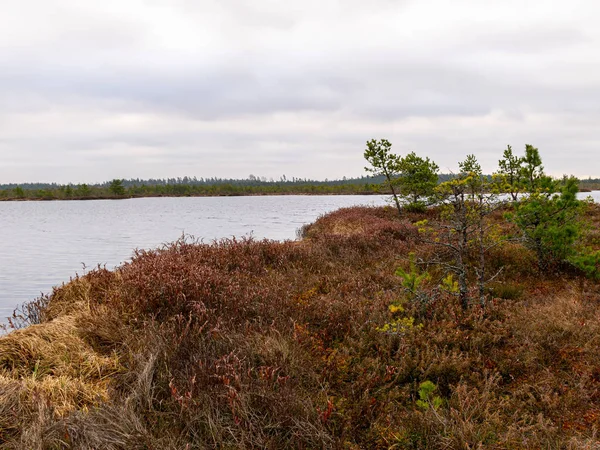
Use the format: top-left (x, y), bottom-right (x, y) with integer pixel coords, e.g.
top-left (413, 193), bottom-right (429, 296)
top-left (1, 189), bottom-right (597, 202)
top-left (0, 191), bottom-right (385, 202)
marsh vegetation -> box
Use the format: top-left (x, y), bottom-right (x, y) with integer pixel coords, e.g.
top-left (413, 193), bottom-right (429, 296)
top-left (0, 143), bottom-right (599, 448)
top-left (0, 197), bottom-right (599, 448)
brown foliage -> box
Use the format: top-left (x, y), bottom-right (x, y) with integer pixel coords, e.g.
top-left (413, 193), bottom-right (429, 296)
top-left (1, 205), bottom-right (600, 448)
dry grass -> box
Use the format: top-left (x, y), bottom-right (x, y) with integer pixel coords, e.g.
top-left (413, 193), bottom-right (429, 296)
top-left (1, 205), bottom-right (599, 448)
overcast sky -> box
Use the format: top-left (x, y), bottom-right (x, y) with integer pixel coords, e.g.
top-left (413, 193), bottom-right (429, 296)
top-left (1, 0), bottom-right (599, 183)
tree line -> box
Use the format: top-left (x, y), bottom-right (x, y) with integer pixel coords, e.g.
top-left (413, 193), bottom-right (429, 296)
top-left (0, 152), bottom-right (596, 202)
top-left (0, 175), bottom-right (383, 200)
top-left (0, 173), bottom-right (464, 201)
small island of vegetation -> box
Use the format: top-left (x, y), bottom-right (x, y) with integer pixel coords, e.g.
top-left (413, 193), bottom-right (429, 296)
top-left (0, 142), bottom-right (599, 448)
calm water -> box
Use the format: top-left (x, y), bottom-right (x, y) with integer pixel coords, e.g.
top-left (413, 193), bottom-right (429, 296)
top-left (0, 195), bottom-right (389, 319)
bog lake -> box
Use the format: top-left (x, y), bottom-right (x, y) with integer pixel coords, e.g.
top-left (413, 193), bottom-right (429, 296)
top-left (1, 192), bottom-right (598, 321)
top-left (0, 195), bottom-right (389, 320)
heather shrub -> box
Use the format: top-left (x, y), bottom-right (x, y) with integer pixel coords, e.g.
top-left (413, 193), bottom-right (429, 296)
top-left (1, 204), bottom-right (599, 448)
top-left (488, 281), bottom-right (524, 300)
top-left (4, 294), bottom-right (49, 329)
top-left (301, 206), bottom-right (416, 241)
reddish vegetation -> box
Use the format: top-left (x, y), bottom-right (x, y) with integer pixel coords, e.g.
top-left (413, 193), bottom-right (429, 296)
top-left (1, 205), bottom-right (599, 449)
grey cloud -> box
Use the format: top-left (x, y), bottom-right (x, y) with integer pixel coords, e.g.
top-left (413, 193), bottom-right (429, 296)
top-left (1, 0), bottom-right (599, 182)
top-left (3, 42), bottom-right (599, 124)
top-left (458, 25), bottom-right (590, 54)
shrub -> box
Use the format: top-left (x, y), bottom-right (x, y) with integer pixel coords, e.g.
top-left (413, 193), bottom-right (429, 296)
top-left (416, 380), bottom-right (443, 410)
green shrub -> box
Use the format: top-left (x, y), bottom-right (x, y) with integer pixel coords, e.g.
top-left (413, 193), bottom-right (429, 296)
top-left (416, 380), bottom-right (443, 410)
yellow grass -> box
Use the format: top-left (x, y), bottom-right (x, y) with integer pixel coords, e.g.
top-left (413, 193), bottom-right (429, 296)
top-left (0, 308), bottom-right (123, 423)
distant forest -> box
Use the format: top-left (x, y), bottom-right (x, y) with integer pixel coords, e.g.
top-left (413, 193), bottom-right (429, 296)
top-left (0, 174), bottom-right (451, 200)
top-left (0, 174), bottom-right (387, 191)
top-left (0, 174), bottom-right (598, 201)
